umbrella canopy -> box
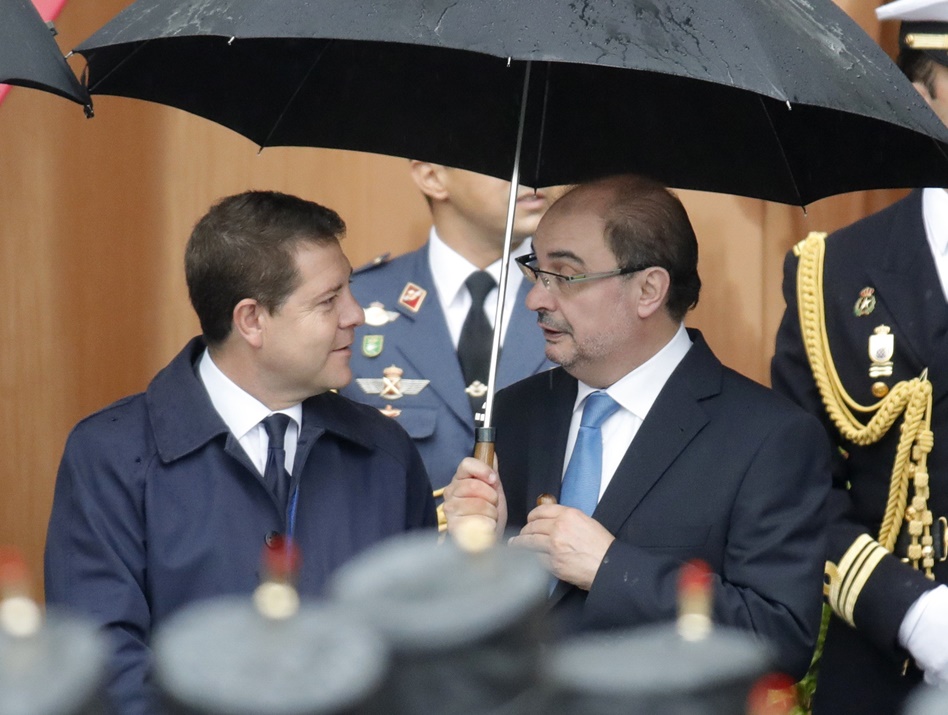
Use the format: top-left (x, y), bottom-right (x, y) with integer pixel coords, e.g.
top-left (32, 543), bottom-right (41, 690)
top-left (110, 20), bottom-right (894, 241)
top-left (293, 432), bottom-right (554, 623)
top-left (75, 0), bottom-right (948, 206)
top-left (0, 0), bottom-right (90, 108)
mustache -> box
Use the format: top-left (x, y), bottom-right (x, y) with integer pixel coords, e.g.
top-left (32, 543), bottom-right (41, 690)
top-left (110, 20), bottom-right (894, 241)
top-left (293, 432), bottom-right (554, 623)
top-left (536, 311), bottom-right (571, 334)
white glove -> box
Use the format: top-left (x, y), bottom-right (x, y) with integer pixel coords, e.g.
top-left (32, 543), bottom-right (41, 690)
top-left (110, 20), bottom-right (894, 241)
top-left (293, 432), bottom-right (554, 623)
top-left (899, 585), bottom-right (948, 688)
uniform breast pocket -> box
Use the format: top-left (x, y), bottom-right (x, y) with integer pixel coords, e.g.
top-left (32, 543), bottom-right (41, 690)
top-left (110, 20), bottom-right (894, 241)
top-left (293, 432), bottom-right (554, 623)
top-left (389, 406), bottom-right (438, 440)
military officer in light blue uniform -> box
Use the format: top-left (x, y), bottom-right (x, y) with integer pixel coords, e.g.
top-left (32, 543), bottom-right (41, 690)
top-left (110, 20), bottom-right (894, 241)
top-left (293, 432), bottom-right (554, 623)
top-left (342, 163), bottom-right (562, 489)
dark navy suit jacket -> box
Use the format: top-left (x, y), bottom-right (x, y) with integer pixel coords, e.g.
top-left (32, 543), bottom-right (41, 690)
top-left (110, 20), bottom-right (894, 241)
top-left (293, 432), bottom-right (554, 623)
top-left (45, 338), bottom-right (436, 715)
top-left (342, 242), bottom-right (552, 488)
top-left (772, 191), bottom-right (948, 714)
top-left (495, 330), bottom-right (830, 680)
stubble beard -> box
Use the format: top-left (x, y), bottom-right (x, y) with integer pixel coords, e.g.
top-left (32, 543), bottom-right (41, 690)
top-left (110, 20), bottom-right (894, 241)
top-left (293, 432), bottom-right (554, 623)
top-left (537, 310), bottom-right (574, 369)
top-left (537, 310), bottom-right (621, 378)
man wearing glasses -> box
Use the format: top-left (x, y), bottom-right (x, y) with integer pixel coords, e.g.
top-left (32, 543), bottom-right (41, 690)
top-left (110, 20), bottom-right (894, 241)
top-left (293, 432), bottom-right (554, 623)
top-left (443, 174), bottom-right (830, 681)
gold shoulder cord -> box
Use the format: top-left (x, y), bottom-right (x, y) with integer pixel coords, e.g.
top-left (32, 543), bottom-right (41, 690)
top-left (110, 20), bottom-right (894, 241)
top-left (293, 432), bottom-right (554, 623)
top-left (795, 233), bottom-right (935, 599)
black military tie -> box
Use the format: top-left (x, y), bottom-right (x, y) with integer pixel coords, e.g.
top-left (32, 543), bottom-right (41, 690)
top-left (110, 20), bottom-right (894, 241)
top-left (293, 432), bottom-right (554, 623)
top-left (262, 413), bottom-right (292, 515)
top-left (457, 270), bottom-right (497, 420)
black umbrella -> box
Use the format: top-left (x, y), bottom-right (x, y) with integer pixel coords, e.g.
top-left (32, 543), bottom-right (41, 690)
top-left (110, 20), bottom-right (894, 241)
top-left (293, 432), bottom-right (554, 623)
top-left (74, 0), bottom-right (948, 205)
top-left (72, 0), bottom-right (948, 442)
top-left (0, 0), bottom-right (91, 110)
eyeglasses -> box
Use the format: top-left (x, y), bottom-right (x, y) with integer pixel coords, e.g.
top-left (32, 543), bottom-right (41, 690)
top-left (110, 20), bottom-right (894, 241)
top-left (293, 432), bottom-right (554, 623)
top-left (515, 252), bottom-right (650, 292)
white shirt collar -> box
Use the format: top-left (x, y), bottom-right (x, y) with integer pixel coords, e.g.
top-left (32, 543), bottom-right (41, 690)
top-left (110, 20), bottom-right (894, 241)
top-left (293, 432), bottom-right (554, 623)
top-left (922, 187), bottom-right (948, 257)
top-left (198, 348), bottom-right (302, 438)
top-left (573, 323), bottom-right (693, 419)
top-left (427, 227), bottom-right (530, 310)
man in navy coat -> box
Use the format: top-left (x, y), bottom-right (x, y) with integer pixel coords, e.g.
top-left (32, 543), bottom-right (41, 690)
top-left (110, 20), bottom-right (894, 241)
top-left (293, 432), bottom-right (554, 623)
top-left (341, 163), bottom-right (558, 490)
top-left (443, 175), bottom-right (830, 680)
top-left (771, 2), bottom-right (948, 710)
top-left (45, 191), bottom-right (436, 715)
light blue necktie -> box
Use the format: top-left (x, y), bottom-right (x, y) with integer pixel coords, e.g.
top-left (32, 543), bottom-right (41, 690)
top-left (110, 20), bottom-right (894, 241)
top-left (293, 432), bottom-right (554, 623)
top-left (559, 392), bottom-right (620, 517)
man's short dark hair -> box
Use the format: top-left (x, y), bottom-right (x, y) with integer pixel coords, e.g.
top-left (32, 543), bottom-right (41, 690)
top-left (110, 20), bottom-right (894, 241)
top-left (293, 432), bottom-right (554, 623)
top-left (185, 190), bottom-right (346, 345)
top-left (898, 48), bottom-right (940, 97)
top-left (598, 175), bottom-right (701, 322)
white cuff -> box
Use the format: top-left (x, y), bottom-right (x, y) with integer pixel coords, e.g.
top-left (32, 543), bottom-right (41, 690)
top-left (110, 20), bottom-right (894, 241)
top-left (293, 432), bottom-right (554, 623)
top-left (899, 585), bottom-right (948, 687)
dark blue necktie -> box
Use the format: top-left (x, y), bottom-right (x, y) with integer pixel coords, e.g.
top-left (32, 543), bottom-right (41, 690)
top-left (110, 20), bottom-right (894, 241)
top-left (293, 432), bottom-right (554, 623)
top-left (559, 392), bottom-right (620, 517)
top-left (262, 413), bottom-right (292, 514)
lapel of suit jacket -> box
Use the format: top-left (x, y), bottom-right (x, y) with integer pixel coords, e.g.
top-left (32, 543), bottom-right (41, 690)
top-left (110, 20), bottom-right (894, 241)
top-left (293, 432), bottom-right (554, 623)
top-left (865, 191), bottom-right (948, 401)
top-left (390, 244), bottom-right (472, 426)
top-left (527, 368), bottom-right (577, 507)
top-left (538, 369), bottom-right (579, 607)
top-left (592, 330), bottom-right (718, 536)
top-left (496, 280), bottom-right (550, 387)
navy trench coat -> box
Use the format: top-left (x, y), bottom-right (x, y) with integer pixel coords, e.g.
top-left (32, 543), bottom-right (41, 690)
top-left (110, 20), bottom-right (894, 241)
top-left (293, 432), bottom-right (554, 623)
top-left (45, 338), bottom-right (436, 714)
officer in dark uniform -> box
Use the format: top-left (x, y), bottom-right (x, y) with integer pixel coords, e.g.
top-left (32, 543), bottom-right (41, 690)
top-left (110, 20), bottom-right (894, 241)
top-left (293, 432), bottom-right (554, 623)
top-left (771, 2), bottom-right (948, 711)
top-left (342, 163), bottom-right (561, 491)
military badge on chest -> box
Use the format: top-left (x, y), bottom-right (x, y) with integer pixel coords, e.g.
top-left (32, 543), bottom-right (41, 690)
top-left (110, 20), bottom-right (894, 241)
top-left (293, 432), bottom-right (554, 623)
top-left (854, 284), bottom-right (895, 397)
top-left (362, 335), bottom-right (384, 358)
top-left (398, 282), bottom-right (427, 313)
top-left (356, 364), bottom-right (429, 405)
top-left (867, 325), bottom-right (895, 397)
top-left (360, 302), bottom-right (400, 360)
top-left (853, 287), bottom-right (876, 317)
top-left (363, 301), bottom-right (400, 327)
top-left (360, 302), bottom-right (401, 358)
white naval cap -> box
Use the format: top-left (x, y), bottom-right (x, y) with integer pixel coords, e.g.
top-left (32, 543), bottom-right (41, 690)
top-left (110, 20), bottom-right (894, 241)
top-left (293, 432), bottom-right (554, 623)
top-left (877, 0), bottom-right (948, 22)
top-left (878, 0), bottom-right (948, 67)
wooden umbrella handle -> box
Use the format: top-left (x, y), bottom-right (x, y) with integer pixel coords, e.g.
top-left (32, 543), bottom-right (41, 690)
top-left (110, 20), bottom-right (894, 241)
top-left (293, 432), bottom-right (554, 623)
top-left (473, 429), bottom-right (557, 507)
top-left (473, 427), bottom-right (495, 466)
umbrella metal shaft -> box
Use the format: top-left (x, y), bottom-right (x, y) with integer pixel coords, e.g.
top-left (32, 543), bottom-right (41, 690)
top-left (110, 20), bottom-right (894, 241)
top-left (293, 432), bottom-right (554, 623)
top-left (475, 60), bottom-right (533, 461)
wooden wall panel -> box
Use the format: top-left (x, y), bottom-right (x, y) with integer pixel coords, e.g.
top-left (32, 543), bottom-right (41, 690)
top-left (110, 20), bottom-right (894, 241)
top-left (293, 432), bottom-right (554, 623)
top-left (681, 192), bottom-right (769, 380)
top-left (0, 0), bottom-right (913, 600)
top-left (149, 107), bottom-right (433, 370)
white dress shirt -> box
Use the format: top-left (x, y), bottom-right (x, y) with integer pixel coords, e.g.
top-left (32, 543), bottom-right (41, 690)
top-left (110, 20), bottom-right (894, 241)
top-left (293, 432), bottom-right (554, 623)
top-left (921, 187), bottom-right (948, 302)
top-left (427, 228), bottom-right (532, 348)
top-left (563, 324), bottom-right (693, 500)
top-left (198, 349), bottom-right (301, 477)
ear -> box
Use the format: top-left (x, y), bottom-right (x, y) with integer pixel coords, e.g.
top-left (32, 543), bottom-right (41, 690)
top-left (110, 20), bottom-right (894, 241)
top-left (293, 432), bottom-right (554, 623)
top-left (232, 298), bottom-right (266, 349)
top-left (409, 160), bottom-right (450, 202)
top-left (913, 80), bottom-right (935, 107)
top-left (636, 267), bottom-right (671, 319)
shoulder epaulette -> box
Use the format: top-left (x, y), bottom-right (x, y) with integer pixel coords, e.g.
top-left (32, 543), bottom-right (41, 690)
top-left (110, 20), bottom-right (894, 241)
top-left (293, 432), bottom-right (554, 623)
top-left (791, 231), bottom-right (826, 257)
top-left (353, 253), bottom-right (391, 275)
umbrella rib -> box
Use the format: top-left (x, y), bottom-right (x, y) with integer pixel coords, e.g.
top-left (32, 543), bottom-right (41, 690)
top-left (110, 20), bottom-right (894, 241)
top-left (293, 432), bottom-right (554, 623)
top-left (933, 134), bottom-right (948, 167)
top-left (260, 40), bottom-right (333, 149)
top-left (755, 95), bottom-right (804, 206)
top-left (82, 38), bottom-right (154, 93)
top-left (530, 62), bottom-right (552, 189)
